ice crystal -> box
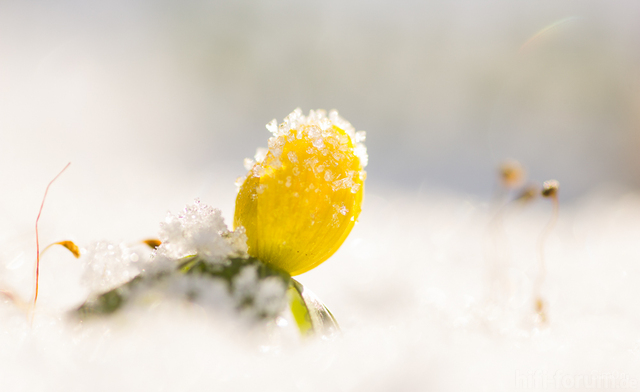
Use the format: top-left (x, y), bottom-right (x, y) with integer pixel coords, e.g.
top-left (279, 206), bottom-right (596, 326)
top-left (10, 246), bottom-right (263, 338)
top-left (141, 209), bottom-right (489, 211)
top-left (243, 158), bottom-right (255, 171)
top-left (157, 199), bottom-right (248, 263)
top-left (252, 165), bottom-right (266, 177)
top-left (80, 241), bottom-right (146, 292)
top-left (246, 108), bottom-right (368, 175)
top-left (265, 119), bottom-right (278, 134)
top-left (254, 147), bottom-right (268, 163)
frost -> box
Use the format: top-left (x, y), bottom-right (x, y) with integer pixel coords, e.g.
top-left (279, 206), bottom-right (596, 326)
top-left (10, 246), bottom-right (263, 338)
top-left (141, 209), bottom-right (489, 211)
top-left (226, 226), bottom-right (249, 255)
top-left (5, 191), bottom-right (640, 391)
top-left (243, 158), bottom-right (255, 171)
top-left (270, 157), bottom-right (282, 169)
top-left (324, 169), bottom-right (334, 182)
top-left (164, 274), bottom-right (234, 313)
top-left (312, 137), bottom-right (324, 150)
top-left (253, 277), bottom-right (287, 317)
top-left (318, 117), bottom-right (332, 131)
top-left (332, 151), bottom-right (345, 163)
top-left (156, 199), bottom-right (247, 264)
top-left (304, 157), bottom-right (318, 170)
top-left (74, 199), bottom-right (292, 325)
top-left (267, 136), bottom-right (284, 158)
top-left (80, 242), bottom-right (146, 292)
top-left (331, 171), bottom-right (355, 191)
top-left (245, 108), bottom-right (369, 173)
top-left (230, 264), bottom-right (287, 318)
top-left (254, 147), bottom-right (268, 163)
top-left (234, 175), bottom-right (246, 189)
top-left (278, 121), bottom-right (290, 135)
top-left (354, 143), bottom-right (368, 167)
top-left (232, 265), bottom-right (258, 301)
top-left (265, 119), bottom-right (278, 134)
top-left (252, 165), bottom-right (266, 177)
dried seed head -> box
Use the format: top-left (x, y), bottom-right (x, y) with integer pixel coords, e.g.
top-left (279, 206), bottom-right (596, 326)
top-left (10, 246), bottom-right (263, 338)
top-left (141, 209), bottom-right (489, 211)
top-left (499, 160), bottom-right (526, 188)
top-left (515, 183), bottom-right (539, 203)
top-left (535, 297), bottom-right (544, 312)
top-left (541, 180), bottom-right (559, 198)
top-left (142, 239), bottom-right (162, 249)
top-left (535, 297), bottom-right (547, 324)
top-left (51, 241), bottom-right (81, 258)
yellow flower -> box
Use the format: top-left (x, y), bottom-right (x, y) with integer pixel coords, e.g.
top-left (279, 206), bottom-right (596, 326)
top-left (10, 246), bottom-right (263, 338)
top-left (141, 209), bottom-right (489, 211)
top-left (234, 108), bottom-right (368, 276)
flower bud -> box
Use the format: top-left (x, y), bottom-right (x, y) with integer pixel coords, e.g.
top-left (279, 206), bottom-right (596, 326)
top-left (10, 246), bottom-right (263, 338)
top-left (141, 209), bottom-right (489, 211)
top-left (234, 109), bottom-right (367, 275)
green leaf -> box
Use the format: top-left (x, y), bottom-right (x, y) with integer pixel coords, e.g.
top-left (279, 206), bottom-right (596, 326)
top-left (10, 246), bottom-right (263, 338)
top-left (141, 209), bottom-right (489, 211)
top-left (75, 254), bottom-right (341, 338)
top-left (288, 279), bottom-right (339, 337)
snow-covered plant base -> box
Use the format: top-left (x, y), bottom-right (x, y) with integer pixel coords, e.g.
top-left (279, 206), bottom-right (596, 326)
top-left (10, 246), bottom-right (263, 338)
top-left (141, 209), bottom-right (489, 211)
top-left (77, 199), bottom-right (289, 323)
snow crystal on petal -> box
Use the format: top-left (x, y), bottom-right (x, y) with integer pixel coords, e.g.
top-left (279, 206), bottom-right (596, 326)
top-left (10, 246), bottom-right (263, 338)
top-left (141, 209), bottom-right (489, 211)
top-left (253, 165), bottom-right (266, 177)
top-left (254, 147), bottom-right (268, 163)
top-left (324, 169), bottom-right (334, 182)
top-left (243, 158), bottom-right (255, 171)
top-left (235, 175), bottom-right (247, 189)
top-left (355, 143), bottom-right (368, 168)
top-left (307, 126), bottom-right (321, 139)
top-left (266, 119), bottom-right (278, 135)
top-left (318, 118), bottom-right (332, 131)
top-left (312, 137), bottom-right (325, 150)
top-left (257, 108), bottom-right (368, 170)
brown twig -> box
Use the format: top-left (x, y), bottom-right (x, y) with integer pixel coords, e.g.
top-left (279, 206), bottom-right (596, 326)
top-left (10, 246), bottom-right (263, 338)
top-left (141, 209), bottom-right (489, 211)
top-left (533, 180), bottom-right (559, 324)
top-left (33, 162), bottom-right (71, 311)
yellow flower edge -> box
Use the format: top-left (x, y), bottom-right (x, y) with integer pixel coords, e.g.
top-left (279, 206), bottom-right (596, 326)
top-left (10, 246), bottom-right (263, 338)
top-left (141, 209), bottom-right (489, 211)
top-left (234, 109), bottom-right (367, 276)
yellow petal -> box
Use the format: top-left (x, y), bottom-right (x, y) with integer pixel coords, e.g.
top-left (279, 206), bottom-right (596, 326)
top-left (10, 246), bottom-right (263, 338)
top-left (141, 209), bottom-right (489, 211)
top-left (234, 109), bottom-right (367, 275)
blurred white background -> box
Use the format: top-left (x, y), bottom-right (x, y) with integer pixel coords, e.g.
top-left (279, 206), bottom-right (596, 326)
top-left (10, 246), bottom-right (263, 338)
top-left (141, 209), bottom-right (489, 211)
top-left (2, 1), bottom-right (640, 239)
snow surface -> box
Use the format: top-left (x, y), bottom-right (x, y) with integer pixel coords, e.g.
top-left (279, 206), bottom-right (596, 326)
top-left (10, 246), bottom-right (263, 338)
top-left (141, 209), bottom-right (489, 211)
top-left (1, 1), bottom-right (640, 389)
top-left (1, 187), bottom-right (639, 391)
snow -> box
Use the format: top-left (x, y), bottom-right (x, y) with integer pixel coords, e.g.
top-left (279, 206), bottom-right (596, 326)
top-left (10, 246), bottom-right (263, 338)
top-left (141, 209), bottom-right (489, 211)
top-left (1, 1), bottom-right (640, 389)
top-left (1, 187), bottom-right (639, 391)
top-left (156, 199), bottom-right (247, 264)
top-left (249, 109), bottom-right (368, 185)
top-left (80, 242), bottom-right (147, 292)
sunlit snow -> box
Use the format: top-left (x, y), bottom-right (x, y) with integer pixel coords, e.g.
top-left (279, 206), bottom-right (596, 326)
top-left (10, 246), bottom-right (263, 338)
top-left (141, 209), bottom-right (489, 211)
top-left (1, 187), bottom-right (639, 391)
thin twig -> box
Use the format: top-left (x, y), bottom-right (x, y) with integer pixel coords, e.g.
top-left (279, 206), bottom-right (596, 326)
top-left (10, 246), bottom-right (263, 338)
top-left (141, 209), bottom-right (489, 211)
top-left (33, 162), bottom-right (71, 311)
top-left (533, 192), bottom-right (559, 324)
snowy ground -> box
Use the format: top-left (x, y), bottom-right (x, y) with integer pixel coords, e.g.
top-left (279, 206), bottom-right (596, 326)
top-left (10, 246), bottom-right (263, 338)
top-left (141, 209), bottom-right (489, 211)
top-left (2, 1), bottom-right (640, 390)
top-left (1, 182), bottom-right (639, 391)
